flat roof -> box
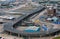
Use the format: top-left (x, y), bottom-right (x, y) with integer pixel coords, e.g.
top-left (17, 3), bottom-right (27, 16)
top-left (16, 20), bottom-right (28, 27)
top-left (9, 5), bottom-right (41, 14)
top-left (3, 6), bottom-right (60, 36)
top-left (4, 6), bottom-right (59, 36)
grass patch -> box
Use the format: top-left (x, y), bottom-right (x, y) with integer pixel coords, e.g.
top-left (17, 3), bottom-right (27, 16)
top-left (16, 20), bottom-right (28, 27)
top-left (53, 37), bottom-right (60, 39)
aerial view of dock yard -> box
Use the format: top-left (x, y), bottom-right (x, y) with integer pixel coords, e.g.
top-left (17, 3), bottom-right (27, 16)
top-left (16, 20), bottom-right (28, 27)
top-left (0, 0), bottom-right (60, 39)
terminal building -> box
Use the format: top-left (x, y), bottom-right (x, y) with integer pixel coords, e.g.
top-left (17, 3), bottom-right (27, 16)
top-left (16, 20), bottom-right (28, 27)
top-left (3, 6), bottom-right (46, 37)
top-left (3, 5), bottom-right (60, 37)
top-left (0, 0), bottom-right (60, 38)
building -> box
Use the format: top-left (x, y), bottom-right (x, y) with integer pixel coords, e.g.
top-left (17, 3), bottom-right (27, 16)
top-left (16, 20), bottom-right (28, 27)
top-left (46, 6), bottom-right (56, 16)
top-left (3, 6), bottom-right (46, 37)
top-left (56, 2), bottom-right (60, 17)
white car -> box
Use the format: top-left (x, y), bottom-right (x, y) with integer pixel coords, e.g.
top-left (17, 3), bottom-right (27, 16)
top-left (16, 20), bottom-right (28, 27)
top-left (0, 16), bottom-right (14, 20)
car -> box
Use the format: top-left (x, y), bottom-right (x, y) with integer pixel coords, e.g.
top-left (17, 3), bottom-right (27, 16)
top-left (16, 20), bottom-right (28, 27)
top-left (0, 37), bottom-right (2, 39)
